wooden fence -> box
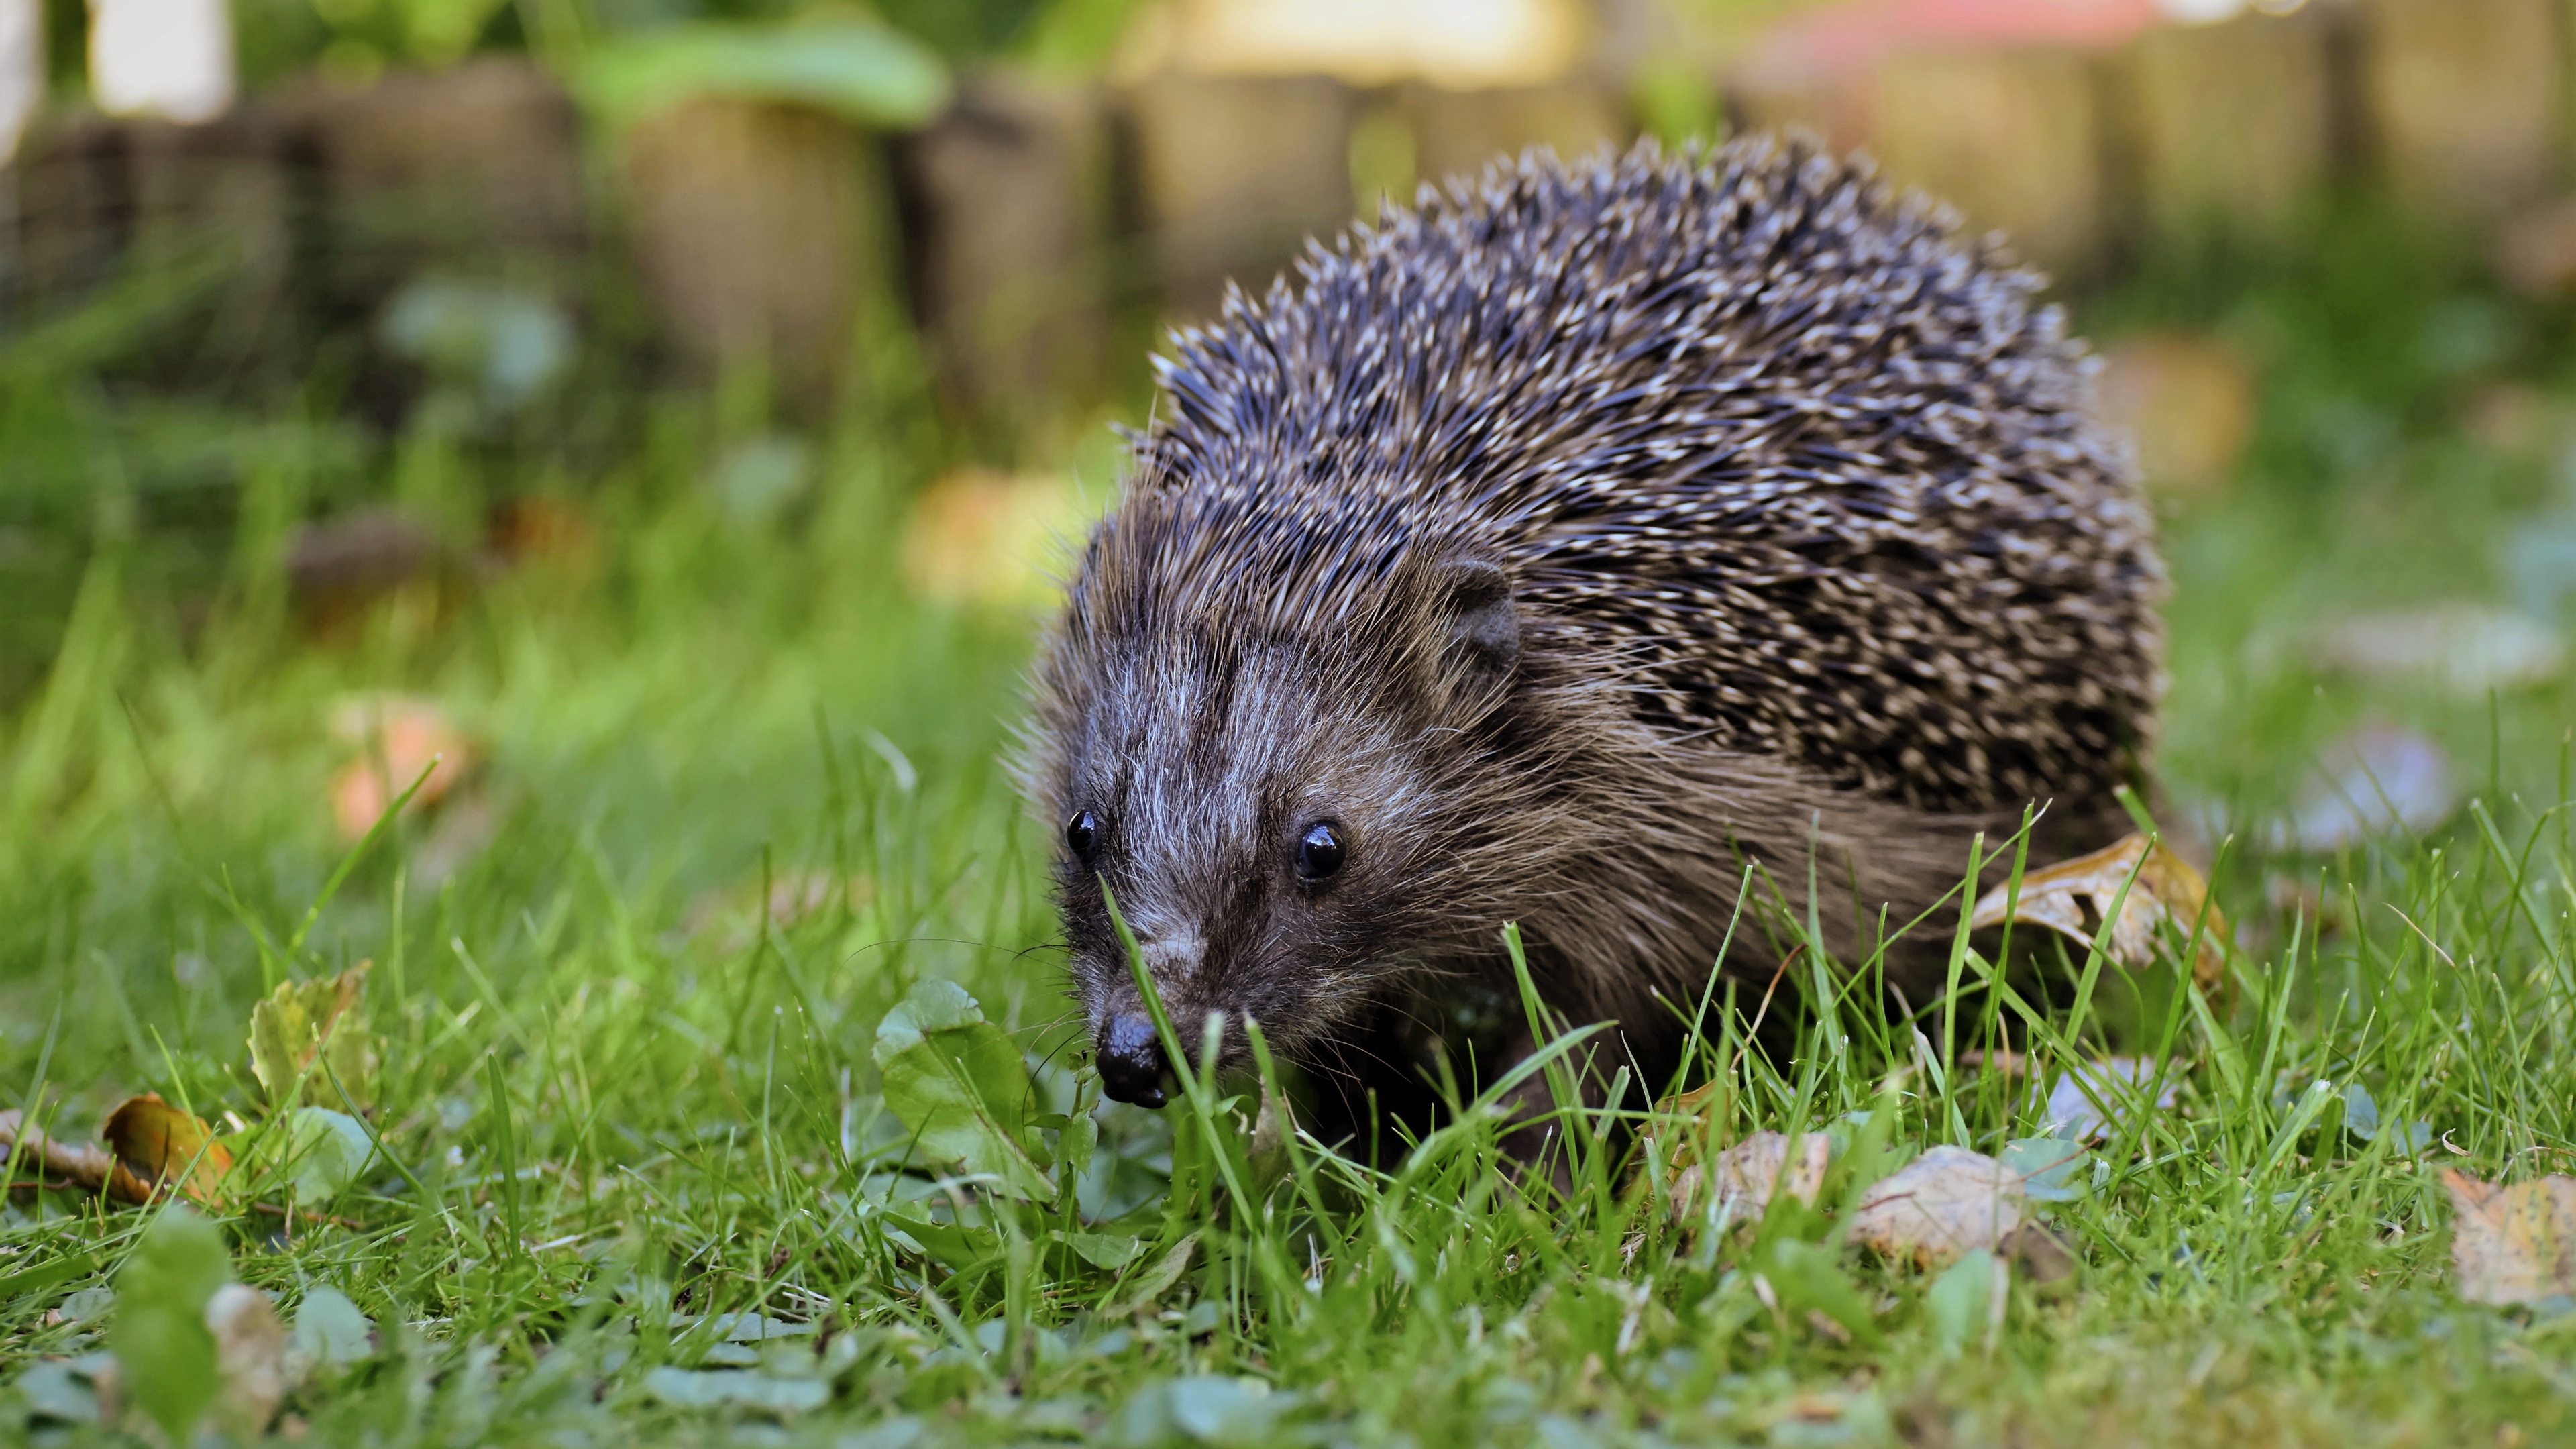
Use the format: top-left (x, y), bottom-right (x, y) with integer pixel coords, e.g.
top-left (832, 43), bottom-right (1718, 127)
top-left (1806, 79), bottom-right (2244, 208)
top-left (1, 0), bottom-right (2567, 426)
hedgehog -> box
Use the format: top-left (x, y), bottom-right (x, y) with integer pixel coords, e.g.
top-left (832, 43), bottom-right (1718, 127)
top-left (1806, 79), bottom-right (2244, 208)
top-left (1023, 136), bottom-right (2165, 1152)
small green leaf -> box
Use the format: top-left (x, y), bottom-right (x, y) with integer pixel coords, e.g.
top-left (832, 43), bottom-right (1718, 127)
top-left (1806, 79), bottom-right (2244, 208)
top-left (1765, 1238), bottom-right (1880, 1346)
top-left (1056, 1110), bottom-right (1098, 1195)
top-left (277, 1108), bottom-right (376, 1201)
top-left (0, 1250), bottom-right (93, 1302)
top-left (1165, 1375), bottom-right (1285, 1443)
top-left (642, 1366), bottom-right (832, 1415)
top-left (2001, 1138), bottom-right (2092, 1203)
top-left (1107, 1231), bottom-right (1199, 1315)
top-left (15, 1354), bottom-right (109, 1424)
top-left (1927, 1249), bottom-right (2003, 1357)
top-left (879, 1207), bottom-right (991, 1271)
top-left (1065, 1232), bottom-right (1140, 1271)
top-left (290, 1286), bottom-right (374, 1368)
top-left (873, 981), bottom-right (1052, 1198)
top-left (579, 19), bottom-right (951, 131)
top-left (111, 1208), bottom-right (232, 1444)
top-left (879, 978), bottom-right (985, 1039)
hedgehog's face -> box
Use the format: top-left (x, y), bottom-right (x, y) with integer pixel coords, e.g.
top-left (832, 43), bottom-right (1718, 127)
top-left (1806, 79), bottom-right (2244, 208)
top-left (1036, 560), bottom-right (1522, 1108)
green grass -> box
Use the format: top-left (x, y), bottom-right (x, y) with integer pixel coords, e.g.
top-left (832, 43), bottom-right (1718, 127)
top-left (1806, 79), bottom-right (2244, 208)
top-left (11, 209), bottom-right (2576, 1448)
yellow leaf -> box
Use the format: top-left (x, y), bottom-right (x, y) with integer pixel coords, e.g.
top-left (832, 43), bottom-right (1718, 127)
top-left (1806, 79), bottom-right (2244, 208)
top-left (1969, 832), bottom-right (2231, 990)
top-left (2444, 1169), bottom-right (2576, 1306)
top-left (248, 963), bottom-right (380, 1112)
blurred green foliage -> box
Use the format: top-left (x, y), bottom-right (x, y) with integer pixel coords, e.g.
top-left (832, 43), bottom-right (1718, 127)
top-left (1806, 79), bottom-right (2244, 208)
top-left (577, 13), bottom-right (950, 127)
top-left (195, 0), bottom-right (1143, 92)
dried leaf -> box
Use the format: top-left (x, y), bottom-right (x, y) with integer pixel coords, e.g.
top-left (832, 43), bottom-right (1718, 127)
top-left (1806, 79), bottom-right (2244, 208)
top-left (286, 507), bottom-right (440, 608)
top-left (1848, 1146), bottom-right (2025, 1268)
top-left (101, 1095), bottom-right (233, 1205)
top-left (2443, 1169), bottom-right (2576, 1306)
top-left (1666, 1131), bottom-right (1830, 1228)
top-left (327, 695), bottom-right (478, 843)
top-left (248, 962), bottom-right (380, 1112)
top-left (205, 1283), bottom-right (287, 1434)
top-left (1970, 832), bottom-right (2231, 990)
top-left (2495, 195), bottom-right (2576, 299)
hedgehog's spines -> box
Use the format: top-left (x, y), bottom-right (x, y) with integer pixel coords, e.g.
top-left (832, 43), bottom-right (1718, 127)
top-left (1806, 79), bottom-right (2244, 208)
top-left (1091, 133), bottom-right (2160, 816)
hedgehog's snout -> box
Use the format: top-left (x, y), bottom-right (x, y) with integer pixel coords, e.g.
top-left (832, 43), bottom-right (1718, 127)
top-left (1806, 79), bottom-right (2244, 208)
top-left (1096, 1011), bottom-right (1170, 1108)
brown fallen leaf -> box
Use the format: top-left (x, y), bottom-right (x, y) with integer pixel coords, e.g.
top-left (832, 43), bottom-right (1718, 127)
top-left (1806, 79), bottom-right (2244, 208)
top-left (1970, 832), bottom-right (2230, 991)
top-left (2, 1098), bottom-right (231, 1205)
top-left (206, 1283), bottom-right (288, 1434)
top-left (2444, 1169), bottom-right (2576, 1306)
top-left (1666, 1130), bottom-right (1831, 1228)
top-left (327, 695), bottom-right (480, 843)
top-left (103, 1095), bottom-right (235, 1205)
top-left (1847, 1146), bottom-right (2024, 1268)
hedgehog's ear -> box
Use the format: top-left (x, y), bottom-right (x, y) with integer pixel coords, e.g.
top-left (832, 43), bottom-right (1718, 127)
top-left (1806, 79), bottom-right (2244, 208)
top-left (1436, 559), bottom-right (1519, 683)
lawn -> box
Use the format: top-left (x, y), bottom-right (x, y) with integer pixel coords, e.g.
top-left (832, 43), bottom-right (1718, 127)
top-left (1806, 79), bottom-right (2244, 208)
top-left (8, 203), bottom-right (2576, 1448)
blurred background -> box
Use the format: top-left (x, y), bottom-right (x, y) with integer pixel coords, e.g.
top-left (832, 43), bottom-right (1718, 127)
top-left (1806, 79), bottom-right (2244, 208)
top-left (5, 0), bottom-right (2576, 1011)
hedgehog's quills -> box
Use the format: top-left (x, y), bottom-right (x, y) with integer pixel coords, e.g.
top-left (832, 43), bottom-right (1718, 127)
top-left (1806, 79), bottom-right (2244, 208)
top-left (1020, 135), bottom-right (2166, 1155)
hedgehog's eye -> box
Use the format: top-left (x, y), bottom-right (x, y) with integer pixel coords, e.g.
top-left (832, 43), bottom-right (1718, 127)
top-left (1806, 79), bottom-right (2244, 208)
top-left (1294, 821), bottom-right (1346, 882)
top-left (1065, 810), bottom-right (1102, 862)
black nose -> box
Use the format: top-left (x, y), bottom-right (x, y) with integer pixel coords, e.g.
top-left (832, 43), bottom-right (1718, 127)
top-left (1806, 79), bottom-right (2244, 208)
top-left (1097, 1012), bottom-right (1169, 1108)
